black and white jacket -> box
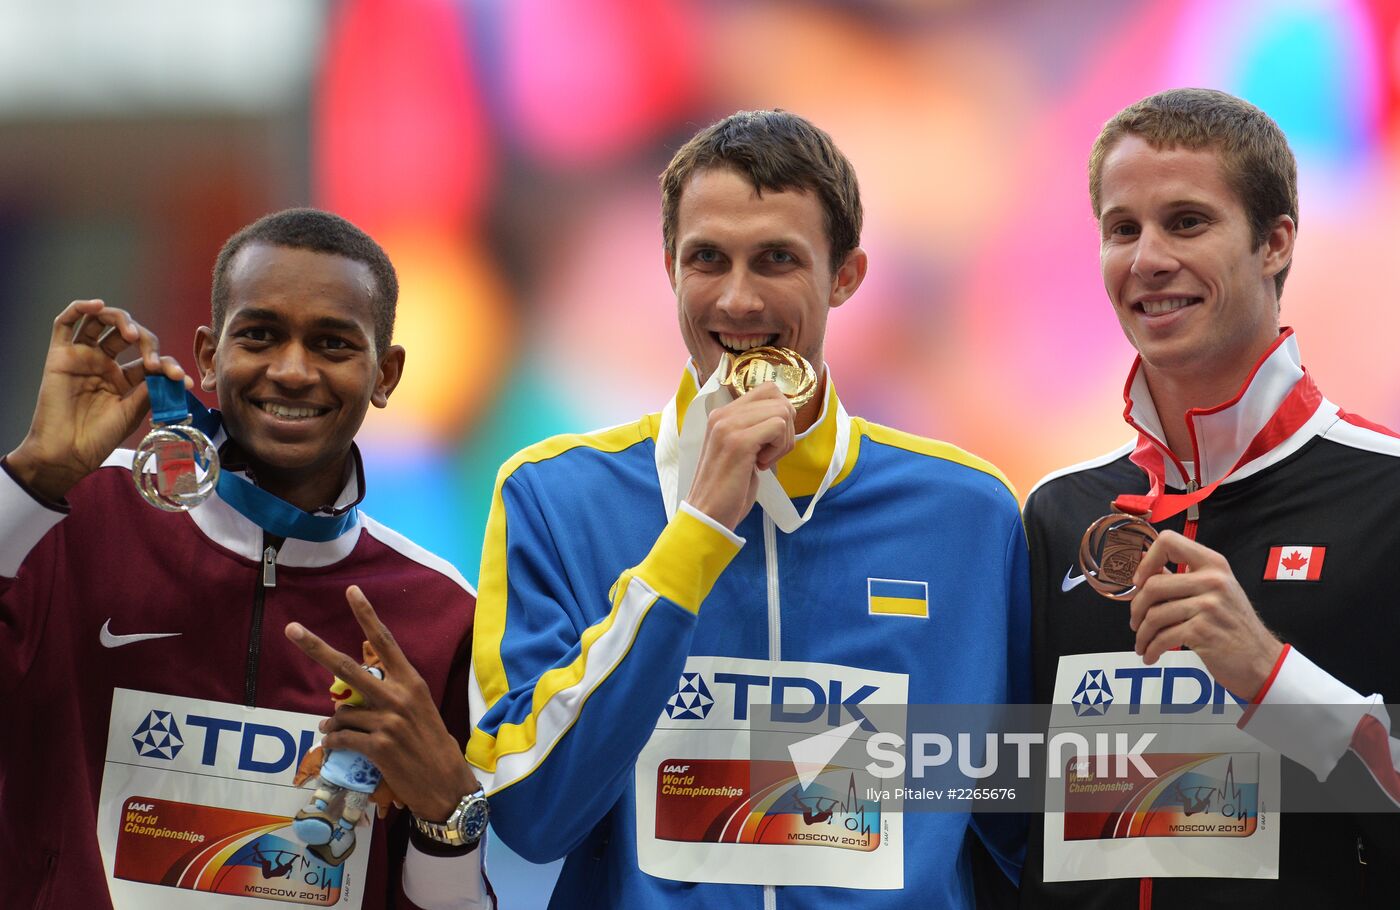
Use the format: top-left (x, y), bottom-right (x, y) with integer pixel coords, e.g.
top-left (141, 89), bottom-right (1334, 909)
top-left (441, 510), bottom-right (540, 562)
top-left (1021, 330), bottom-right (1400, 909)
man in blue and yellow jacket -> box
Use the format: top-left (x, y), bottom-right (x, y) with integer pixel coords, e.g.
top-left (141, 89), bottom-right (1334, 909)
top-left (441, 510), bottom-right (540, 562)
top-left (466, 110), bottom-right (1030, 908)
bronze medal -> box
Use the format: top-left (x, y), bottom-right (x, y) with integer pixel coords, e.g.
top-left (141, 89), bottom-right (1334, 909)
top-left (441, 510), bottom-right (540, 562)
top-left (721, 346), bottom-right (818, 408)
top-left (1077, 512), bottom-right (1158, 601)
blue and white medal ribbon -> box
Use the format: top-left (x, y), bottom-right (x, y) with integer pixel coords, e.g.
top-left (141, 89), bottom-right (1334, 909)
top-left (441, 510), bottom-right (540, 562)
top-left (211, 453), bottom-right (359, 542)
top-left (132, 375), bottom-right (221, 511)
top-left (135, 379), bottom-right (360, 541)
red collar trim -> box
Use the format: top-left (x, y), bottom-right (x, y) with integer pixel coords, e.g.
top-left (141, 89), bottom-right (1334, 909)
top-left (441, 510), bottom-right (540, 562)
top-left (1115, 329), bottom-right (1322, 522)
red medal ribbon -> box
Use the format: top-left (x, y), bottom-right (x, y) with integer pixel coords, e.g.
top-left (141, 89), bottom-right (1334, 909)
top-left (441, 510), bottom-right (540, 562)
top-left (1112, 368), bottom-right (1322, 523)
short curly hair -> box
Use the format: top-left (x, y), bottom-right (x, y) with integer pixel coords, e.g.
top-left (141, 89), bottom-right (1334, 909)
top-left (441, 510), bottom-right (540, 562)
top-left (211, 208), bottom-right (398, 352)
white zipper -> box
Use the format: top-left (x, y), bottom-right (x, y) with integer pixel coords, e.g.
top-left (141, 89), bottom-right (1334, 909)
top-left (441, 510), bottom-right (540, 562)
top-left (764, 511), bottom-right (780, 909)
top-left (764, 513), bottom-right (780, 661)
top-left (261, 545), bottom-right (278, 588)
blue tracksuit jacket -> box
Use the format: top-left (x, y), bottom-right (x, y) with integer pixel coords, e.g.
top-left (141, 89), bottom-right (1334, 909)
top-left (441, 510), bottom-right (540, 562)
top-left (468, 368), bottom-right (1030, 908)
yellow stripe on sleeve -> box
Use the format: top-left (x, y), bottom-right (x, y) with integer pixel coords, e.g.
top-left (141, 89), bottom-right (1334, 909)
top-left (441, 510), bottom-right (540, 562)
top-left (467, 570), bottom-right (659, 775)
top-left (467, 419), bottom-right (739, 781)
top-left (857, 419), bottom-right (1018, 499)
top-left (630, 507), bottom-right (742, 614)
top-left (472, 420), bottom-right (652, 718)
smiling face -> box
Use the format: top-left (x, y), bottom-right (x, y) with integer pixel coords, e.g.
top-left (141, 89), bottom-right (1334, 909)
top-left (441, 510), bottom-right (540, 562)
top-left (194, 243), bottom-right (404, 510)
top-left (665, 167), bottom-right (866, 396)
top-left (1097, 135), bottom-right (1294, 395)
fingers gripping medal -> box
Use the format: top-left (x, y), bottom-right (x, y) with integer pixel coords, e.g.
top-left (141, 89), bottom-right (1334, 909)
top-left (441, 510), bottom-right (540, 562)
top-left (132, 375), bottom-right (219, 511)
top-left (720, 346), bottom-right (819, 408)
top-left (1077, 511), bottom-right (1158, 601)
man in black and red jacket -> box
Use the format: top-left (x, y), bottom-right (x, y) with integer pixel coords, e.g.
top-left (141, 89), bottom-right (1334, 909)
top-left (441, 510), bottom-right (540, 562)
top-left (1020, 89), bottom-right (1400, 908)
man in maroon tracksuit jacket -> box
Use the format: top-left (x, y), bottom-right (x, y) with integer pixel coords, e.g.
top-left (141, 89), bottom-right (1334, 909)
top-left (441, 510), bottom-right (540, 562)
top-left (0, 209), bottom-right (491, 908)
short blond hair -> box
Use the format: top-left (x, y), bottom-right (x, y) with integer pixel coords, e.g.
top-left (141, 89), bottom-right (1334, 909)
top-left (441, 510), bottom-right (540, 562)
top-left (1088, 88), bottom-right (1298, 297)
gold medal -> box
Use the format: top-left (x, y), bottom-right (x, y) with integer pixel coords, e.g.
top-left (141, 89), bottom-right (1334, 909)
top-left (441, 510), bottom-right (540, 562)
top-left (721, 346), bottom-right (819, 408)
top-left (1077, 512), bottom-right (1158, 601)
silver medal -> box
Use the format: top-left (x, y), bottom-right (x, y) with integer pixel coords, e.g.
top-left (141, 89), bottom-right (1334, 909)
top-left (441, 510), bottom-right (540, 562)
top-left (132, 422), bottom-right (219, 511)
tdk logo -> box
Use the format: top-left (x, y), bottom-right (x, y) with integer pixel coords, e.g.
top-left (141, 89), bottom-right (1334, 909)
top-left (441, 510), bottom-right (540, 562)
top-left (1071, 670), bottom-right (1113, 717)
top-left (132, 708), bottom-right (317, 776)
top-left (664, 671), bottom-right (880, 731)
top-left (1078, 667), bottom-right (1247, 715)
top-left (132, 710), bottom-right (184, 760)
top-left (665, 672), bottom-right (714, 720)
top-left (717, 672), bottom-right (878, 732)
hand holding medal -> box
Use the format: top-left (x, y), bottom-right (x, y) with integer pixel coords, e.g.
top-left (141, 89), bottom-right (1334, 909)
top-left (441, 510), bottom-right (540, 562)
top-left (4, 300), bottom-right (196, 504)
top-left (682, 346), bottom-right (813, 531)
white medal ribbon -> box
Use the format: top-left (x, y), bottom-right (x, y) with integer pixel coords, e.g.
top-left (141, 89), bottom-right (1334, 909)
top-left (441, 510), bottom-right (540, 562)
top-left (656, 357), bottom-right (850, 533)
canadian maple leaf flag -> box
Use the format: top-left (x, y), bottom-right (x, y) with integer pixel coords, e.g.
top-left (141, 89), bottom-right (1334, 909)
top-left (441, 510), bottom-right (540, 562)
top-left (1265, 545), bottom-right (1326, 581)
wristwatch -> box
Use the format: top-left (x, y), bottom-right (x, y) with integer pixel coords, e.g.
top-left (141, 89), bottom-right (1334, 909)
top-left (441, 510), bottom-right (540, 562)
top-left (412, 787), bottom-right (490, 848)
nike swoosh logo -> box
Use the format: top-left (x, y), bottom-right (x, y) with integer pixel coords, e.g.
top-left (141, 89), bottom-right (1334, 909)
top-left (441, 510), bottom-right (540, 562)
top-left (100, 619), bottom-right (182, 649)
top-left (1061, 566), bottom-right (1087, 592)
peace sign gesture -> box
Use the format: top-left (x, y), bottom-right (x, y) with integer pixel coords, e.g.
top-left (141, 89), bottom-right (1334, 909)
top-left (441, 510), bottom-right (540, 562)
top-left (285, 586), bottom-right (480, 823)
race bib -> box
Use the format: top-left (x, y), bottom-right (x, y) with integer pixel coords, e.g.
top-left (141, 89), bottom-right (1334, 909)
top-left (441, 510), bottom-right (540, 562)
top-left (1042, 652), bottom-right (1280, 881)
top-left (97, 688), bottom-right (373, 907)
top-left (635, 656), bottom-right (908, 889)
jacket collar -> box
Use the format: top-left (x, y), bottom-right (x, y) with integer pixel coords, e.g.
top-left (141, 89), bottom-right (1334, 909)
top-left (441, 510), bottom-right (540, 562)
top-left (187, 429), bottom-right (365, 566)
top-left (1122, 328), bottom-right (1337, 490)
top-left (657, 360), bottom-right (854, 531)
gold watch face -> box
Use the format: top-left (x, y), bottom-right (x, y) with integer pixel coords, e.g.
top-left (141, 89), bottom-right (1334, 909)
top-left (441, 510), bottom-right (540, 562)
top-left (720, 346), bottom-right (818, 408)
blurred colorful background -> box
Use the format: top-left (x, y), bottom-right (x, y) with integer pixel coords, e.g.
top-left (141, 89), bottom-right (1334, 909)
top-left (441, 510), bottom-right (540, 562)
top-left (4, 0), bottom-right (1399, 903)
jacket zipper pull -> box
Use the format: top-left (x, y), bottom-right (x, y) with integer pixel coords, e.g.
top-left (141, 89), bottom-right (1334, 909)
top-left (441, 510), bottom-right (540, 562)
top-left (262, 545), bottom-right (278, 588)
top-left (1185, 479), bottom-right (1200, 522)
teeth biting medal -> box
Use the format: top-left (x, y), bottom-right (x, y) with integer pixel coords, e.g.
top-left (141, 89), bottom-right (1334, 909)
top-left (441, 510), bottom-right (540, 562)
top-left (720, 346), bottom-right (818, 408)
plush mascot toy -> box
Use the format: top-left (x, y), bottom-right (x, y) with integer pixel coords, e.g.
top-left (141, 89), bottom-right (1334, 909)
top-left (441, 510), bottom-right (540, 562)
top-left (291, 641), bottom-right (396, 866)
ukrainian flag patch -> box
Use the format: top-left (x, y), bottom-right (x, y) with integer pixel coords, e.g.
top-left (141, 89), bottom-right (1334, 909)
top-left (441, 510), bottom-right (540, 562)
top-left (867, 578), bottom-right (929, 618)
